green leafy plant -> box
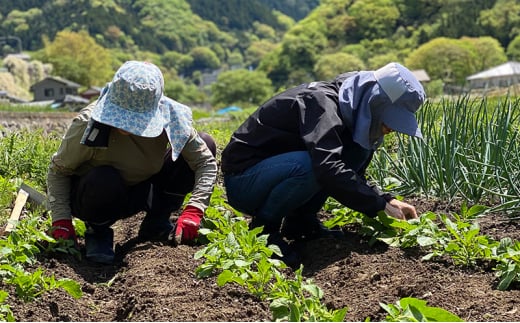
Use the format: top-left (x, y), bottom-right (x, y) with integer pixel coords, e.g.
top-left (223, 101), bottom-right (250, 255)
top-left (3, 266), bottom-right (81, 302)
top-left (0, 291), bottom-right (14, 322)
top-left (195, 207), bottom-right (281, 280)
top-left (434, 214), bottom-right (497, 267)
top-left (379, 212), bottom-right (446, 249)
top-left (268, 267), bottom-right (347, 322)
top-left (493, 237), bottom-right (520, 290)
top-left (380, 297), bottom-right (463, 322)
top-left (196, 191), bottom-right (347, 321)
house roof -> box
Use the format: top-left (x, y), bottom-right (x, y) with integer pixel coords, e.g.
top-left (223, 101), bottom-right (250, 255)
top-left (411, 69), bottom-right (430, 82)
top-left (80, 86), bottom-right (102, 95)
top-left (466, 61), bottom-right (520, 81)
top-left (30, 76), bottom-right (82, 90)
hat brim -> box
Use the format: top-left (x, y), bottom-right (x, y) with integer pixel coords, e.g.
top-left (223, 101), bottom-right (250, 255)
top-left (382, 105), bottom-right (423, 138)
top-left (91, 94), bottom-right (166, 137)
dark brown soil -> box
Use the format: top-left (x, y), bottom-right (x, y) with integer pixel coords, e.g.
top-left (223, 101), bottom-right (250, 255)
top-left (4, 198), bottom-right (520, 322)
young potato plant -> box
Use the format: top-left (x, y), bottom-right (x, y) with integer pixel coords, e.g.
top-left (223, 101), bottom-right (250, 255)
top-left (435, 213), bottom-right (497, 267)
top-left (195, 206), bottom-right (283, 298)
top-left (0, 290), bottom-right (14, 322)
top-left (493, 237), bottom-right (520, 290)
top-left (0, 212), bottom-right (83, 320)
top-left (268, 267), bottom-right (348, 322)
top-left (196, 190), bottom-right (347, 321)
top-left (380, 297), bottom-right (463, 322)
top-left (3, 266), bottom-right (81, 302)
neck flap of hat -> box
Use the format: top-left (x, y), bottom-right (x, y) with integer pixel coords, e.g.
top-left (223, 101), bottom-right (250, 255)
top-left (161, 97), bottom-right (193, 161)
top-left (338, 71), bottom-right (385, 150)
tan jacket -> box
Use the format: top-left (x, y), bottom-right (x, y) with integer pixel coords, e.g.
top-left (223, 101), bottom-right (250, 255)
top-left (47, 104), bottom-right (217, 222)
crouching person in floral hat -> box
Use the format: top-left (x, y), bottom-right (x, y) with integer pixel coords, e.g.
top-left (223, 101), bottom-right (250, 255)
top-left (46, 61), bottom-right (218, 264)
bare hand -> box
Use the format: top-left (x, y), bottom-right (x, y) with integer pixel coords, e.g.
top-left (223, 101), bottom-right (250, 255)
top-left (384, 199), bottom-right (418, 220)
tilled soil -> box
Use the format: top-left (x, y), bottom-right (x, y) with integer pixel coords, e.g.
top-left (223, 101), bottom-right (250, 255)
top-left (4, 199), bottom-right (520, 322)
top-left (2, 112), bottom-right (520, 322)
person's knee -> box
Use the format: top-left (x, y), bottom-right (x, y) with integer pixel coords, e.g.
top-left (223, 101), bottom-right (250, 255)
top-left (198, 131), bottom-right (217, 157)
top-left (73, 166), bottom-right (126, 224)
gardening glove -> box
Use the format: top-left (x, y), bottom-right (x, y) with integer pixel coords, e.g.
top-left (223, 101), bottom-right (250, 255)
top-left (50, 219), bottom-right (77, 242)
top-left (384, 199), bottom-right (418, 220)
top-left (173, 205), bottom-right (203, 245)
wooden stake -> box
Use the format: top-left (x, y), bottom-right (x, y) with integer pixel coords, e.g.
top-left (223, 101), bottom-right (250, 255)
top-left (3, 188), bottom-right (29, 235)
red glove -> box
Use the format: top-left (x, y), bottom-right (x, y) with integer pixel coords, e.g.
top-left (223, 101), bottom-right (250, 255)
top-left (174, 205), bottom-right (203, 244)
top-left (50, 219), bottom-right (77, 241)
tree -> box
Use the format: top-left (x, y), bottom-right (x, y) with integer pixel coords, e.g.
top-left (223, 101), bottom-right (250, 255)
top-left (245, 40), bottom-right (278, 69)
top-left (405, 37), bottom-right (476, 84)
top-left (348, 0), bottom-right (400, 41)
top-left (187, 46), bottom-right (221, 76)
top-left (479, 0), bottom-right (520, 47)
top-left (313, 53), bottom-right (365, 80)
top-left (461, 36), bottom-right (507, 71)
top-left (507, 35), bottom-right (520, 61)
top-left (41, 30), bottom-right (113, 87)
top-left (210, 69), bottom-right (273, 108)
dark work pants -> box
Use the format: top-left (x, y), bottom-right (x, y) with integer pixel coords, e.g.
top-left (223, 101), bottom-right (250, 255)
top-left (70, 132), bottom-right (216, 226)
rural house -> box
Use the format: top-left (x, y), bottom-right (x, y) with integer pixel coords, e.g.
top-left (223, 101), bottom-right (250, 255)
top-left (30, 76), bottom-right (82, 102)
top-left (80, 86), bottom-right (102, 101)
top-left (0, 90), bottom-right (27, 103)
top-left (466, 61), bottom-right (520, 89)
top-left (411, 69), bottom-right (430, 83)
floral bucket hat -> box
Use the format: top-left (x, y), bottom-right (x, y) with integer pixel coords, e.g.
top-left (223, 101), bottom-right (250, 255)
top-left (89, 60), bottom-right (192, 160)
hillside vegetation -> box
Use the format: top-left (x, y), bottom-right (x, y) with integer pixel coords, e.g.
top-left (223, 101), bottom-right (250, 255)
top-left (1, 0), bottom-right (519, 107)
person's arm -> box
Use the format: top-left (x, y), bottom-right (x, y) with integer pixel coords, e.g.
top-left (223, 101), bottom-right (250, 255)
top-left (173, 129), bottom-right (218, 244)
top-left (297, 89), bottom-right (388, 217)
top-left (47, 110), bottom-right (94, 239)
top-left (178, 128), bottom-right (218, 211)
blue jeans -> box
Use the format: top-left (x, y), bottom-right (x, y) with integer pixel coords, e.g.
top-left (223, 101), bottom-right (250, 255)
top-left (224, 151), bottom-right (327, 228)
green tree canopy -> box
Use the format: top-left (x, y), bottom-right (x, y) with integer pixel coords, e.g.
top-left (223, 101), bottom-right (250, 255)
top-left (461, 36), bottom-right (507, 71)
top-left (406, 37), bottom-right (476, 84)
top-left (210, 69), bottom-right (273, 108)
top-left (41, 30), bottom-right (113, 87)
top-left (188, 46), bottom-right (221, 73)
top-left (348, 0), bottom-right (400, 41)
top-left (507, 35), bottom-right (520, 61)
top-left (313, 53), bottom-right (365, 80)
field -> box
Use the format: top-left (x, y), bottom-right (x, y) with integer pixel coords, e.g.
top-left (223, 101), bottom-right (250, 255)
top-left (1, 98), bottom-right (520, 322)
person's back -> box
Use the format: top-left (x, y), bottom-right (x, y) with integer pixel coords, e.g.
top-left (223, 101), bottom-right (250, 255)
top-left (222, 75), bottom-right (351, 174)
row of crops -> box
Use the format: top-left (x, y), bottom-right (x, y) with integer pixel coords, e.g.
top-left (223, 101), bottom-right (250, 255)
top-left (1, 95), bottom-right (520, 321)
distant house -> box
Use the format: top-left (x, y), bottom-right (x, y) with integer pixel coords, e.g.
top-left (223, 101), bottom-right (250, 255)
top-left (466, 61), bottom-right (520, 89)
top-left (30, 76), bottom-right (82, 102)
top-left (0, 90), bottom-right (28, 103)
top-left (411, 69), bottom-right (430, 83)
top-left (80, 86), bottom-right (102, 101)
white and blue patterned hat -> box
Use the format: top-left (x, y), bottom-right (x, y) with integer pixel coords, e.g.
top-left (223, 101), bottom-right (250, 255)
top-left (92, 61), bottom-right (192, 160)
top-left (92, 61), bottom-right (167, 137)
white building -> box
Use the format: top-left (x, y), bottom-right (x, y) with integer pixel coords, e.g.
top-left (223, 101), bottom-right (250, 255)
top-left (466, 61), bottom-right (520, 89)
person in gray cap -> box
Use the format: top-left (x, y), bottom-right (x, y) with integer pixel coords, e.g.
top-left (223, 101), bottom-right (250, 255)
top-left (221, 62), bottom-right (425, 268)
top-left (47, 61), bottom-right (218, 264)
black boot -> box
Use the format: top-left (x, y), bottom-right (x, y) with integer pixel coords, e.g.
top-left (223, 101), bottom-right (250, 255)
top-left (85, 224), bottom-right (115, 264)
top-left (137, 211), bottom-right (174, 241)
top-left (138, 188), bottom-right (183, 241)
top-left (281, 213), bottom-right (344, 241)
top-left (250, 217), bottom-right (301, 268)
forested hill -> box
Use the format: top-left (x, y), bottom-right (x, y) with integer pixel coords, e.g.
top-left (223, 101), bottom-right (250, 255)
top-left (0, 0), bottom-right (315, 53)
top-left (187, 0), bottom-right (320, 30)
top-left (1, 0), bottom-right (519, 106)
